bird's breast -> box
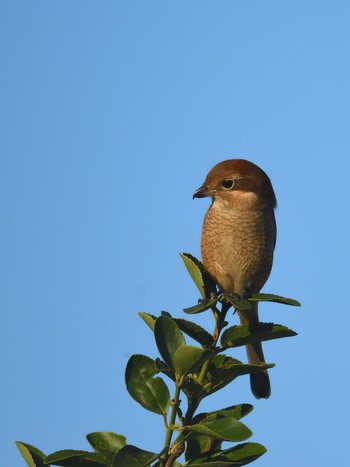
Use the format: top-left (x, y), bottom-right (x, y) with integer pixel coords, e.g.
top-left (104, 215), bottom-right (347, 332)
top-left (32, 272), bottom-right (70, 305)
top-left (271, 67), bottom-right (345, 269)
top-left (201, 202), bottom-right (275, 295)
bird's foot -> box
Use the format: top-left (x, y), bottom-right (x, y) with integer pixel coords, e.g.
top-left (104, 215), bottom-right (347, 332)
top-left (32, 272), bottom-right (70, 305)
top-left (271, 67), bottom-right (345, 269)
top-left (229, 290), bottom-right (252, 301)
top-left (219, 291), bottom-right (251, 304)
top-left (197, 292), bottom-right (218, 305)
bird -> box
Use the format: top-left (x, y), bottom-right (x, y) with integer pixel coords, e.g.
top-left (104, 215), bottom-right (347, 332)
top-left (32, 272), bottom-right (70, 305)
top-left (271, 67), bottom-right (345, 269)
top-left (193, 159), bottom-right (277, 399)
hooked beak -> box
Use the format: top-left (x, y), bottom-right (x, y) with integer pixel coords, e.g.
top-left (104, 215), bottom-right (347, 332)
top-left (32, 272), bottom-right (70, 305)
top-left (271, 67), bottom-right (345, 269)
top-left (193, 185), bottom-right (214, 199)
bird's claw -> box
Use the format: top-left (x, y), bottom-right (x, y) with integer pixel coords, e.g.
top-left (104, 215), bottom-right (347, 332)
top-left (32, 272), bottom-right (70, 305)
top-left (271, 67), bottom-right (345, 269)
top-left (228, 291), bottom-right (252, 301)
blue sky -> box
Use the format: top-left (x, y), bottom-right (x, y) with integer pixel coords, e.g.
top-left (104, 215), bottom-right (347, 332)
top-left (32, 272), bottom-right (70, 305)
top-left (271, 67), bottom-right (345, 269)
top-left (2, 1), bottom-right (350, 465)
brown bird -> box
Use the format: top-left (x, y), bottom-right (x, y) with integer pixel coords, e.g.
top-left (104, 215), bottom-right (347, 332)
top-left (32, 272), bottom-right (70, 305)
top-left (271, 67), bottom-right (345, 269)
top-left (193, 159), bottom-right (277, 399)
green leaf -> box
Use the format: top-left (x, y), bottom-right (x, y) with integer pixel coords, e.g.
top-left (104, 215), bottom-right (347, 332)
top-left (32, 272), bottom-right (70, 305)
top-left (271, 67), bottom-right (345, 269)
top-left (180, 253), bottom-right (217, 298)
top-left (214, 405), bottom-right (253, 420)
top-left (138, 312), bottom-right (157, 331)
top-left (221, 322), bottom-right (297, 348)
top-left (186, 418), bottom-right (252, 442)
top-left (16, 442), bottom-right (46, 467)
top-left (155, 358), bottom-right (176, 381)
top-left (185, 434), bottom-right (223, 464)
top-left (192, 405), bottom-right (253, 425)
top-left (161, 310), bottom-right (173, 318)
top-left (249, 293), bottom-right (301, 307)
top-left (183, 298), bottom-right (219, 314)
top-left (125, 354), bottom-right (170, 415)
top-left (187, 463), bottom-right (236, 466)
top-left (185, 405), bottom-right (255, 463)
top-left (187, 461), bottom-right (232, 466)
top-left (152, 461), bottom-right (183, 467)
top-left (44, 450), bottom-right (106, 466)
top-left (226, 296), bottom-right (252, 311)
top-left (187, 442), bottom-right (266, 466)
top-left (112, 445), bottom-right (156, 467)
top-left (203, 355), bottom-right (274, 396)
top-left (173, 345), bottom-right (214, 376)
top-left (174, 319), bottom-right (214, 347)
top-left (154, 316), bottom-right (186, 369)
top-left (222, 442), bottom-right (267, 465)
top-left (86, 432), bottom-right (126, 463)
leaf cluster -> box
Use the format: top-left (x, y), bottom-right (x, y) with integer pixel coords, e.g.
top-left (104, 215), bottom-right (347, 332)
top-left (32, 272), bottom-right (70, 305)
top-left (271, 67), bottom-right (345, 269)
top-left (16, 253), bottom-right (300, 466)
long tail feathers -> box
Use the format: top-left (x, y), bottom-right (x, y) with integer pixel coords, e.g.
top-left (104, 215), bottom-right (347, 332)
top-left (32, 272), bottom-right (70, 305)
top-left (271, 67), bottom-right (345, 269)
top-left (246, 342), bottom-right (271, 399)
top-left (239, 302), bottom-right (271, 399)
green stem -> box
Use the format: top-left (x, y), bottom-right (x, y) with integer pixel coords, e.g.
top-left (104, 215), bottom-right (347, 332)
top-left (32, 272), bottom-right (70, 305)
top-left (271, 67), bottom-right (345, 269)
top-left (198, 358), bottom-right (210, 385)
top-left (198, 302), bottom-right (227, 385)
top-left (165, 301), bottom-right (230, 463)
top-left (163, 382), bottom-right (181, 463)
top-left (183, 398), bottom-right (200, 426)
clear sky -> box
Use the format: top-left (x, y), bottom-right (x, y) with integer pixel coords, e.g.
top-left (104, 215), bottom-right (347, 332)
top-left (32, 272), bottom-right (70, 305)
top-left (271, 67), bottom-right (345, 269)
top-left (2, 1), bottom-right (350, 466)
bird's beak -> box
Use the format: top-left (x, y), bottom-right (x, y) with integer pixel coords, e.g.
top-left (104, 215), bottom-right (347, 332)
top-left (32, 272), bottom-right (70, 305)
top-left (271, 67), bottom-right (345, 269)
top-left (193, 185), bottom-right (213, 199)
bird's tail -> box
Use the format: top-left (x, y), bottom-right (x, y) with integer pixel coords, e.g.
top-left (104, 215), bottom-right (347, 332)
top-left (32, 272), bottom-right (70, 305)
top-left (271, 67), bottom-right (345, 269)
top-left (246, 341), bottom-right (271, 399)
top-left (239, 303), bottom-right (271, 399)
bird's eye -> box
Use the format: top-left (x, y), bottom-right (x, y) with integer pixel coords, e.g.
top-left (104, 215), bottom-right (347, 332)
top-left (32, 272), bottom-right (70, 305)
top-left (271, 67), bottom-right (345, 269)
top-left (221, 179), bottom-right (234, 190)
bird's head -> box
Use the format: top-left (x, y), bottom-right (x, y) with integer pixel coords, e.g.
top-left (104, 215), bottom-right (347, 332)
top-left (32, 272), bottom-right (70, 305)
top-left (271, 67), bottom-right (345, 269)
top-left (193, 159), bottom-right (277, 209)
